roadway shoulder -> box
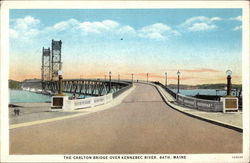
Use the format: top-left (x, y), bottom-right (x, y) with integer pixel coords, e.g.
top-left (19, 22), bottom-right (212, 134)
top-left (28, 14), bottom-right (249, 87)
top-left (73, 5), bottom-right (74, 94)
top-left (150, 83), bottom-right (243, 133)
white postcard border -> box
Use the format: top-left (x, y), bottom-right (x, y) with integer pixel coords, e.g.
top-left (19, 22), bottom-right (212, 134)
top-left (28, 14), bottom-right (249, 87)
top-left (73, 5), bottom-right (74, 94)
top-left (1, 1), bottom-right (249, 162)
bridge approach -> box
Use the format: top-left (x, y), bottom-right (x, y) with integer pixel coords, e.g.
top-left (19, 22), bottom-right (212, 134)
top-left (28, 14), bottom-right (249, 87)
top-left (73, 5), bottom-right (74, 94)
top-left (10, 83), bottom-right (242, 154)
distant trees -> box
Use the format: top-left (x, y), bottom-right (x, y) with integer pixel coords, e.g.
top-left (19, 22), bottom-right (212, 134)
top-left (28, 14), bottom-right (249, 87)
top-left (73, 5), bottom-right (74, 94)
top-left (167, 83), bottom-right (242, 90)
top-left (196, 84), bottom-right (242, 90)
top-left (9, 80), bottom-right (21, 89)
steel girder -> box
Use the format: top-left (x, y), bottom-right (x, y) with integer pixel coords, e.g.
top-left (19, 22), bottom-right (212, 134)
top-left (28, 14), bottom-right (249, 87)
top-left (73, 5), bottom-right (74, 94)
top-left (41, 79), bottom-right (127, 96)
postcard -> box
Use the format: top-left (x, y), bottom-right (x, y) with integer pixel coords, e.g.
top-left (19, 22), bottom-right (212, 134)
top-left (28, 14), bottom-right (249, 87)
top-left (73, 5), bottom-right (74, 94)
top-left (0, 0), bottom-right (249, 162)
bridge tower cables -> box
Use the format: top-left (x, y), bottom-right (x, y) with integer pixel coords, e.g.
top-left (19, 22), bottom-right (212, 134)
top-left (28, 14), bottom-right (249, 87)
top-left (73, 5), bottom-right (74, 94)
top-left (51, 40), bottom-right (62, 81)
top-left (41, 47), bottom-right (51, 81)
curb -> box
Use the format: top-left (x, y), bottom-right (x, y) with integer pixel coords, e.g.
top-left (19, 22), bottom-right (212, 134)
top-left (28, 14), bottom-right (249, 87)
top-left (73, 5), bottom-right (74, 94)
top-left (152, 84), bottom-right (243, 133)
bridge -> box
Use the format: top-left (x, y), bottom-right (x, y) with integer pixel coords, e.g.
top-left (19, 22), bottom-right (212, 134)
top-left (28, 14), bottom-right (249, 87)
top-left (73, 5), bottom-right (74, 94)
top-left (22, 78), bottom-right (132, 97)
top-left (10, 39), bottom-right (242, 155)
top-left (10, 82), bottom-right (242, 154)
top-left (23, 39), bottom-right (241, 111)
top-left (22, 78), bottom-right (236, 113)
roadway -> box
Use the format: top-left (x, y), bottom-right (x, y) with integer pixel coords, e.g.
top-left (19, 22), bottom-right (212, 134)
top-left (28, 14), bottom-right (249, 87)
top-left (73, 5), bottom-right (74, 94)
top-left (10, 83), bottom-right (242, 154)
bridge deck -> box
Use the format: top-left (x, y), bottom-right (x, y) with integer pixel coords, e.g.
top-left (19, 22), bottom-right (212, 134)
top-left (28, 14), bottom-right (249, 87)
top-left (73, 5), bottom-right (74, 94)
top-left (10, 83), bottom-right (242, 154)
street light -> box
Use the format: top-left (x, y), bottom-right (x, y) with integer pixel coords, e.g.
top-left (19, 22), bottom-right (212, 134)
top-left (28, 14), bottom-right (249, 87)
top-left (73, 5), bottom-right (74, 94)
top-left (109, 71), bottom-right (112, 93)
top-left (117, 74), bottom-right (120, 90)
top-left (146, 73), bottom-right (149, 83)
top-left (226, 70), bottom-right (232, 96)
top-left (131, 73), bottom-right (134, 83)
top-left (57, 70), bottom-right (64, 96)
top-left (165, 72), bottom-right (167, 87)
top-left (177, 70), bottom-right (180, 93)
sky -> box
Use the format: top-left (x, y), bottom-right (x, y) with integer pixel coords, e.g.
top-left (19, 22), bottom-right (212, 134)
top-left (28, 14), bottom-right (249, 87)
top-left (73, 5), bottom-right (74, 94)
top-left (9, 9), bottom-right (242, 85)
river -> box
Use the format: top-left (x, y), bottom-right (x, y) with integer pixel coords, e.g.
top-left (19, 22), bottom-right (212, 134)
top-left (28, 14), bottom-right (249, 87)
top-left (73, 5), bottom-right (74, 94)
top-left (9, 88), bottom-right (239, 104)
top-left (170, 89), bottom-right (228, 96)
top-left (10, 89), bottom-right (51, 103)
top-left (9, 89), bottom-right (91, 103)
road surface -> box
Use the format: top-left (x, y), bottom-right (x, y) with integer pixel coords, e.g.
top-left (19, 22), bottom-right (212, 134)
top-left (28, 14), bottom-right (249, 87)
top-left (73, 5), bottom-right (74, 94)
top-left (10, 83), bottom-right (242, 154)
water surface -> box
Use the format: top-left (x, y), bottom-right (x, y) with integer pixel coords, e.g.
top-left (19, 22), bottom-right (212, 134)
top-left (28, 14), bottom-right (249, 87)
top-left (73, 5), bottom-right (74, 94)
top-left (10, 89), bottom-right (51, 103)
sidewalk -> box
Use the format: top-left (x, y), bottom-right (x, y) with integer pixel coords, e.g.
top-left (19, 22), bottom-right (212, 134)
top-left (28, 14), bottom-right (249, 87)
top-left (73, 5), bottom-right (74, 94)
top-left (9, 85), bottom-right (136, 129)
top-left (9, 103), bottom-right (78, 125)
top-left (154, 84), bottom-right (243, 132)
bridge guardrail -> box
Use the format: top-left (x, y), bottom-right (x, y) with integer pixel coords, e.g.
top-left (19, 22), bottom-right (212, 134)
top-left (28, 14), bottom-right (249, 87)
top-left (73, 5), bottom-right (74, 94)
top-left (54, 93), bottom-right (113, 111)
top-left (152, 81), bottom-right (223, 112)
top-left (51, 82), bottom-right (132, 111)
top-left (176, 94), bottom-right (223, 112)
top-left (152, 82), bottom-right (176, 99)
top-left (112, 83), bottom-right (133, 98)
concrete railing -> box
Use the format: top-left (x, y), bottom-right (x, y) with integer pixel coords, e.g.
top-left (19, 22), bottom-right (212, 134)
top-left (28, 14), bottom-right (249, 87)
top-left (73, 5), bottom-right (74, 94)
top-left (52, 93), bottom-right (113, 111)
top-left (51, 82), bottom-right (133, 111)
top-left (150, 81), bottom-right (223, 112)
top-left (113, 83), bottom-right (132, 98)
top-left (151, 81), bottom-right (176, 99)
top-left (176, 94), bottom-right (223, 112)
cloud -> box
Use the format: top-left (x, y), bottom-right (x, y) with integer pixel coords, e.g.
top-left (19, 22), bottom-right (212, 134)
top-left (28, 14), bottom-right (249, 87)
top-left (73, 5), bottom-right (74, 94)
top-left (15, 16), bottom-right (40, 30)
top-left (117, 25), bottom-right (136, 34)
top-left (51, 19), bottom-right (120, 34)
top-left (149, 74), bottom-right (165, 79)
top-left (167, 76), bottom-right (197, 81)
top-left (184, 16), bottom-right (221, 24)
top-left (10, 16), bottom-right (183, 43)
top-left (233, 25), bottom-right (242, 31)
top-left (188, 23), bottom-right (216, 31)
top-left (230, 16), bottom-right (242, 22)
top-left (181, 16), bottom-right (222, 32)
top-left (181, 68), bottom-right (221, 73)
top-left (210, 17), bottom-right (222, 22)
top-left (79, 20), bottom-right (119, 34)
top-left (229, 16), bottom-right (242, 31)
top-left (10, 16), bottom-right (41, 39)
top-left (126, 72), bottom-right (198, 80)
top-left (53, 18), bottom-right (79, 31)
top-left (134, 73), bottom-right (165, 78)
top-left (166, 68), bottom-right (221, 73)
top-left (10, 29), bottom-right (18, 39)
top-left (138, 23), bottom-right (180, 40)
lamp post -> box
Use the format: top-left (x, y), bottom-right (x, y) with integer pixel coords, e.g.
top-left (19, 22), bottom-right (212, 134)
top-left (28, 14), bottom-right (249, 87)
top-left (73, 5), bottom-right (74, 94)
top-left (118, 74), bottom-right (120, 90)
top-left (226, 70), bottom-right (232, 96)
top-left (131, 73), bottom-right (134, 83)
top-left (147, 73), bottom-right (149, 83)
top-left (177, 70), bottom-right (180, 93)
top-left (165, 72), bottom-right (167, 87)
top-left (58, 70), bottom-right (64, 96)
top-left (109, 71), bottom-right (112, 93)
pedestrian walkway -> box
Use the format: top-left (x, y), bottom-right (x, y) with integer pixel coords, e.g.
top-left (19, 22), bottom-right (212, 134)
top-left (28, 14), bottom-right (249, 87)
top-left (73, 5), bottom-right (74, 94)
top-left (9, 103), bottom-right (78, 125)
top-left (9, 85), bottom-right (136, 129)
top-left (153, 83), bottom-right (242, 131)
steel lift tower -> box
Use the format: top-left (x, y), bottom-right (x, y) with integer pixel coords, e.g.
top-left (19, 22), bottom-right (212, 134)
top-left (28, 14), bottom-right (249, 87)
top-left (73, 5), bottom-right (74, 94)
top-left (41, 47), bottom-right (51, 81)
top-left (51, 40), bottom-right (62, 81)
